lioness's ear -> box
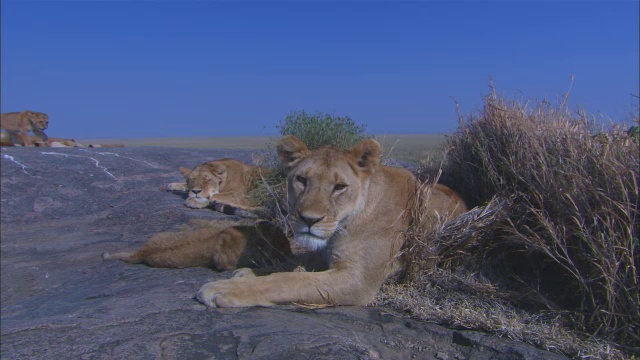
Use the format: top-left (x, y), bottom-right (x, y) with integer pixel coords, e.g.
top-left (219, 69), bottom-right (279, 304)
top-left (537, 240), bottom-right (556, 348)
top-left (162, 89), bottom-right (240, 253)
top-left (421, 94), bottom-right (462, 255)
top-left (179, 167), bottom-right (191, 176)
top-left (350, 138), bottom-right (382, 173)
top-left (277, 135), bottom-right (309, 168)
top-left (208, 164), bottom-right (226, 176)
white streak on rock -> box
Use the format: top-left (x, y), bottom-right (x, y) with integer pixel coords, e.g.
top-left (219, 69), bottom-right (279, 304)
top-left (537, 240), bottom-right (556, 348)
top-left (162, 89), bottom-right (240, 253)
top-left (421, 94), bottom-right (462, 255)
top-left (96, 152), bottom-right (159, 168)
top-left (41, 152), bottom-right (118, 180)
top-left (2, 154), bottom-right (30, 174)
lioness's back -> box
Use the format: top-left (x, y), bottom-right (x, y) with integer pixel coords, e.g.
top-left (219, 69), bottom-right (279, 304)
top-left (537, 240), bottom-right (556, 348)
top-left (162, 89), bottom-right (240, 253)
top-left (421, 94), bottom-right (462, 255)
top-left (0, 113), bottom-right (22, 129)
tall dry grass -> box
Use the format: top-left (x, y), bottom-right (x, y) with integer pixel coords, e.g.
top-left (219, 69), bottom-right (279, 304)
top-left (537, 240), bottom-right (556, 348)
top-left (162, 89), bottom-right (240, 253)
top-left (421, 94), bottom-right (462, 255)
top-left (390, 88), bottom-right (638, 357)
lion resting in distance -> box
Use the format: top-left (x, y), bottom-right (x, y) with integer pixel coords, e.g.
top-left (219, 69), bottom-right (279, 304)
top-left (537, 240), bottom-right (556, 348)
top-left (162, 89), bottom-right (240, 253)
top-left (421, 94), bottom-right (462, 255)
top-left (0, 111), bottom-right (49, 146)
top-left (49, 138), bottom-right (79, 147)
top-left (25, 136), bottom-right (78, 147)
top-left (166, 158), bottom-right (270, 212)
top-left (30, 136), bottom-right (124, 148)
top-left (1, 134), bottom-right (76, 148)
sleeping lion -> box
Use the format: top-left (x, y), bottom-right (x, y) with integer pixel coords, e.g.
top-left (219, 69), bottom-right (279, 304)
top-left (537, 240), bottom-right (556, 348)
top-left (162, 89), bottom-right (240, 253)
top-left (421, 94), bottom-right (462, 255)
top-left (110, 135), bottom-right (467, 308)
top-left (166, 158), bottom-right (270, 212)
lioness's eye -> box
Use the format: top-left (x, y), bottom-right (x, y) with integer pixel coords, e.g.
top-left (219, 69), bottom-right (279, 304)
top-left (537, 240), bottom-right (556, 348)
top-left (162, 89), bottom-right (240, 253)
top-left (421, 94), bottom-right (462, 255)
top-left (334, 183), bottom-right (347, 192)
top-left (296, 175), bottom-right (307, 186)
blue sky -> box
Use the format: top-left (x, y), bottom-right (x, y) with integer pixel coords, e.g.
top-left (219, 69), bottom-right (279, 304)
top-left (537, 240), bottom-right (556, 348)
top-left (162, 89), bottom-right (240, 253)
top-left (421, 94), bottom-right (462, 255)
top-left (1, 1), bottom-right (638, 139)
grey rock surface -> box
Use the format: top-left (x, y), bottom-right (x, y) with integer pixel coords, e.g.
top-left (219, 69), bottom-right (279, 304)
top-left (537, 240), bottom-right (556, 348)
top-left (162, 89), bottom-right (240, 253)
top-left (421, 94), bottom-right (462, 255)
top-left (1, 146), bottom-right (567, 360)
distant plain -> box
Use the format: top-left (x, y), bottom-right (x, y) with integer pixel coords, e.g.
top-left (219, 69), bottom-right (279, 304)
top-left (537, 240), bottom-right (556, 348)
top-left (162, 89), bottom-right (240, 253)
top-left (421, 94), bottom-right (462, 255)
top-left (78, 133), bottom-right (447, 163)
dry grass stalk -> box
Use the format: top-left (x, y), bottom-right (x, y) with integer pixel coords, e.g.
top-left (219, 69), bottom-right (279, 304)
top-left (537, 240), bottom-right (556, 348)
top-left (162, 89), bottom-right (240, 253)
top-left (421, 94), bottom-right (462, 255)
top-left (391, 86), bottom-right (637, 357)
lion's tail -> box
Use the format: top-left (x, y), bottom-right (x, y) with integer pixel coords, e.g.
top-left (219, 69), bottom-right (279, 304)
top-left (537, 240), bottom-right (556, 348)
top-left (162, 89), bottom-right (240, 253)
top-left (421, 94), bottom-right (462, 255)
top-left (102, 251), bottom-right (139, 263)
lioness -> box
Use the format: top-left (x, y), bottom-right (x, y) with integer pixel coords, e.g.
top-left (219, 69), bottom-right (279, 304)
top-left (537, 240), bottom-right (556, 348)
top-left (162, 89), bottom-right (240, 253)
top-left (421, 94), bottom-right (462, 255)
top-left (167, 158), bottom-right (269, 211)
top-left (195, 135), bottom-right (467, 308)
top-left (0, 111), bottom-right (49, 146)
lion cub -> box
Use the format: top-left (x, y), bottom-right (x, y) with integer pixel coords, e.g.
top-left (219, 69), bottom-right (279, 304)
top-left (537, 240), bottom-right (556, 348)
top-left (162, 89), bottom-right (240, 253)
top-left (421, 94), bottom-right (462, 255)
top-left (166, 158), bottom-right (269, 212)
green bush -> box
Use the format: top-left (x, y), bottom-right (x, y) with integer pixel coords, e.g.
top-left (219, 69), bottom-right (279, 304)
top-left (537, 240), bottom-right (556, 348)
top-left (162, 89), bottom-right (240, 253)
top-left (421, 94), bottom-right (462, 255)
top-left (277, 110), bottom-right (369, 150)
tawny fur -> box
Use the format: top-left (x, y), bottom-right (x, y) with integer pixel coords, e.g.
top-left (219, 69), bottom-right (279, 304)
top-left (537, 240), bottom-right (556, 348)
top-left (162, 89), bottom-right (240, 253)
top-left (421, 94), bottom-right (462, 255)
top-left (166, 158), bottom-right (270, 211)
top-left (0, 111), bottom-right (49, 146)
top-left (0, 130), bottom-right (13, 147)
top-left (194, 135), bottom-right (468, 308)
top-left (25, 136), bottom-right (79, 147)
top-left (104, 220), bottom-right (292, 271)
top-left (47, 137), bottom-right (78, 147)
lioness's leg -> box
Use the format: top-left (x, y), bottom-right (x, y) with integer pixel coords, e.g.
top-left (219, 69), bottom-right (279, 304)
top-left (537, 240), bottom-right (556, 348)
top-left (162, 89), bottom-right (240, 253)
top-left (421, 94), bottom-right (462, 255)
top-left (208, 202), bottom-right (259, 218)
top-left (196, 269), bottom-right (379, 308)
top-left (185, 197), bottom-right (210, 208)
top-left (166, 182), bottom-right (188, 192)
top-left (18, 128), bottom-right (31, 146)
top-left (208, 192), bottom-right (257, 211)
top-left (0, 131), bottom-right (13, 146)
top-left (102, 252), bottom-right (134, 262)
top-left (32, 128), bottom-right (48, 142)
top-left (104, 226), bottom-right (247, 270)
top-left (19, 112), bottom-right (33, 146)
top-left (104, 222), bottom-right (291, 271)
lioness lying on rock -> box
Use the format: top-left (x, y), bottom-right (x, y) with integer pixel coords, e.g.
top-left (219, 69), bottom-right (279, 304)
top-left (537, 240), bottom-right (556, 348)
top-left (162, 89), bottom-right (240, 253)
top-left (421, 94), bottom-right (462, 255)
top-left (166, 158), bottom-right (269, 212)
top-left (195, 135), bottom-right (467, 307)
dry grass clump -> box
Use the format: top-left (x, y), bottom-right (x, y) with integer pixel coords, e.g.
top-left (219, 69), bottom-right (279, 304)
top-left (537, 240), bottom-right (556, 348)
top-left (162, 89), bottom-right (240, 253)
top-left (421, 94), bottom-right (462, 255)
top-left (376, 272), bottom-right (619, 358)
top-left (380, 195), bottom-right (622, 358)
top-left (248, 162), bottom-right (292, 237)
top-left (388, 88), bottom-right (638, 357)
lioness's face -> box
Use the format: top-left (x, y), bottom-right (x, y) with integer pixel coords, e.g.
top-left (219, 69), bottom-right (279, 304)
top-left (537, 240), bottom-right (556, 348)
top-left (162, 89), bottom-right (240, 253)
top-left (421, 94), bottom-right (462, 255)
top-left (278, 136), bottom-right (382, 250)
top-left (181, 163), bottom-right (227, 205)
top-left (31, 113), bottom-right (49, 130)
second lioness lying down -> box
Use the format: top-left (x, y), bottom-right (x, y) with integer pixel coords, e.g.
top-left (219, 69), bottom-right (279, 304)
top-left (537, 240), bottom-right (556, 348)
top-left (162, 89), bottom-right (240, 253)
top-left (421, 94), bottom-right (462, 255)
top-left (109, 135), bottom-right (467, 308)
top-left (166, 158), bottom-right (269, 211)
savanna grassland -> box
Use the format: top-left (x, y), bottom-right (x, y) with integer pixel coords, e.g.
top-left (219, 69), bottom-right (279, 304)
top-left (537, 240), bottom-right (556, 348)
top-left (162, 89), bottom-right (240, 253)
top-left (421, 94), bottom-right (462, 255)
top-left (77, 133), bottom-right (445, 164)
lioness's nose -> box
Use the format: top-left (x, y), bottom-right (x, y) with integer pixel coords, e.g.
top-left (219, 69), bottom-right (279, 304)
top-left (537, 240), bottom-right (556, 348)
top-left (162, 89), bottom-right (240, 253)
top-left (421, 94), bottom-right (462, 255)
top-left (299, 212), bottom-right (324, 226)
top-left (191, 189), bottom-right (202, 195)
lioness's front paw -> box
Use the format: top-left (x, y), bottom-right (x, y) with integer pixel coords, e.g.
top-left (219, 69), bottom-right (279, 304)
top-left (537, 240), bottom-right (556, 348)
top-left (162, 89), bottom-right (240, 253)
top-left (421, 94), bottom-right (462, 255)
top-left (196, 278), bottom-right (271, 308)
top-left (166, 182), bottom-right (188, 192)
top-left (185, 198), bottom-right (209, 209)
top-left (231, 268), bottom-right (256, 278)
